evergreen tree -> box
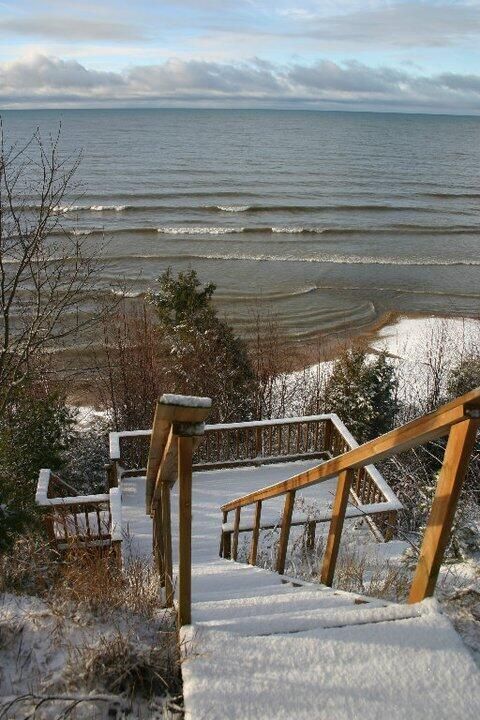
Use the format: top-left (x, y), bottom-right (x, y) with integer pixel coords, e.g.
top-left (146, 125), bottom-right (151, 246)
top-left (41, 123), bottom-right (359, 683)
top-left (324, 348), bottom-right (399, 443)
top-left (447, 355), bottom-right (480, 399)
top-left (147, 269), bottom-right (256, 422)
top-left (0, 386), bottom-right (75, 511)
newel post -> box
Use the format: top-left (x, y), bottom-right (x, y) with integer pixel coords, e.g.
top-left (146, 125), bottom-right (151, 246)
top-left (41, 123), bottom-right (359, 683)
top-left (177, 431), bottom-right (194, 626)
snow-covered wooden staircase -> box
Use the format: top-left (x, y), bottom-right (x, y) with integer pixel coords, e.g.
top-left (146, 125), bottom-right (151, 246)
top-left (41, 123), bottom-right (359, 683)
top-left (112, 390), bottom-right (480, 719)
top-left (181, 562), bottom-right (480, 720)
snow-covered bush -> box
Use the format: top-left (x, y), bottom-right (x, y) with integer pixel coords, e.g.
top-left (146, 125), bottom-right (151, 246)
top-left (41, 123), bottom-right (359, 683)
top-left (0, 385), bottom-right (75, 522)
top-left (323, 348), bottom-right (399, 443)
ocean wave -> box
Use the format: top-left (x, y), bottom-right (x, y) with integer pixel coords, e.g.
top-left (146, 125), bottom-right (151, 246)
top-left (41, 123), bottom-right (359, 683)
top-left (90, 205), bottom-right (126, 212)
top-left (215, 205), bottom-right (251, 212)
top-left (154, 224), bottom-right (478, 236)
top-left (105, 252), bottom-right (480, 267)
top-left (42, 223), bottom-right (480, 240)
top-left (53, 204), bottom-right (127, 213)
top-left (207, 203), bottom-right (443, 214)
top-left (420, 192), bottom-right (480, 199)
top-left (157, 226), bottom-right (242, 235)
top-left (155, 225), bottom-right (325, 235)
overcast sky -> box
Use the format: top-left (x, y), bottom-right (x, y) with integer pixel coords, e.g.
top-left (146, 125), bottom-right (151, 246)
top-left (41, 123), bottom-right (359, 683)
top-left (1, 0), bottom-right (480, 113)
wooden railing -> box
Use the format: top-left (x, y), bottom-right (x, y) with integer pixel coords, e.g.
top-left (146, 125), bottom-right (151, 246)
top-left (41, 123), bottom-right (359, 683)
top-left (220, 388), bottom-right (480, 603)
top-left (35, 469), bottom-right (122, 564)
top-left (110, 414), bottom-right (400, 538)
top-left (145, 394), bottom-right (212, 626)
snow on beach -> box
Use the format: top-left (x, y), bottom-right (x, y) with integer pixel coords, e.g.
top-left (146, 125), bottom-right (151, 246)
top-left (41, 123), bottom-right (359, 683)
top-left (372, 315), bottom-right (480, 359)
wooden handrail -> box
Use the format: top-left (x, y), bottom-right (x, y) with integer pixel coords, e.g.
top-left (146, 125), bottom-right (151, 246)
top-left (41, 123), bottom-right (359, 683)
top-left (221, 389), bottom-right (480, 512)
top-left (220, 387), bottom-right (480, 603)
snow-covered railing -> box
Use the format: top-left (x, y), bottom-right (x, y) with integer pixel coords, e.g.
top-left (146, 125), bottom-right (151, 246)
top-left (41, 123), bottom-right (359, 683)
top-left (110, 413), bottom-right (400, 539)
top-left (35, 469), bottom-right (122, 564)
top-left (109, 415), bottom-right (328, 476)
top-left (220, 387), bottom-right (480, 604)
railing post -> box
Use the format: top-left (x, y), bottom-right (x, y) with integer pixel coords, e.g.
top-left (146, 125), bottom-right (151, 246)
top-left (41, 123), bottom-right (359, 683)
top-left (321, 468), bottom-right (355, 586)
top-left (178, 434), bottom-right (194, 626)
top-left (232, 507), bottom-right (241, 561)
top-left (249, 500), bottom-right (262, 565)
top-left (276, 490), bottom-right (295, 574)
top-left (220, 510), bottom-right (228, 557)
top-left (409, 418), bottom-right (479, 603)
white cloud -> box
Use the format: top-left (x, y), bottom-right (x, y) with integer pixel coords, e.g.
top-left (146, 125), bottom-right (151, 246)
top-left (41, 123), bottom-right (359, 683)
top-left (2, 52), bottom-right (480, 113)
top-left (0, 14), bottom-right (144, 42)
top-left (297, 2), bottom-right (480, 48)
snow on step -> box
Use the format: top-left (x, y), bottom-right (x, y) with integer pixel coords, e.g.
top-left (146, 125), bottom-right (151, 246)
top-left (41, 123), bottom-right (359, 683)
top-left (192, 571), bottom-right (386, 627)
top-left (182, 599), bottom-right (480, 720)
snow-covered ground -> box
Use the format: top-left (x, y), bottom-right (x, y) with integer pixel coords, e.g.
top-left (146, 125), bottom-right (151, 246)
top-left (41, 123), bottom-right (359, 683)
top-left (0, 591), bottom-right (179, 719)
top-left (372, 315), bottom-right (480, 359)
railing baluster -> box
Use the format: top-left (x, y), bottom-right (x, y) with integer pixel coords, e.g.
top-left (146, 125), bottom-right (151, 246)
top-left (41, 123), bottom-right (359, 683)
top-left (249, 501), bottom-right (262, 566)
top-left (153, 501), bottom-right (165, 583)
top-left (276, 490), bottom-right (296, 574)
top-left (324, 418), bottom-right (332, 454)
top-left (321, 468), bottom-right (355, 587)
top-left (205, 432), bottom-right (210, 464)
top-left (161, 482), bottom-right (174, 607)
top-left (232, 507), bottom-right (241, 561)
top-left (255, 427), bottom-right (262, 458)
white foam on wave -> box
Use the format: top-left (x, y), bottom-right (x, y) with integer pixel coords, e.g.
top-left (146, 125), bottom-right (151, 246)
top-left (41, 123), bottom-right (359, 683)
top-left (90, 205), bottom-right (126, 212)
top-left (157, 226), bottom-right (241, 235)
top-left (53, 205), bottom-right (81, 213)
top-left (110, 289), bottom-right (142, 298)
top-left (165, 252), bottom-right (480, 267)
top-left (53, 204), bottom-right (126, 213)
top-left (272, 226), bottom-right (319, 234)
top-left (216, 205), bottom-right (251, 212)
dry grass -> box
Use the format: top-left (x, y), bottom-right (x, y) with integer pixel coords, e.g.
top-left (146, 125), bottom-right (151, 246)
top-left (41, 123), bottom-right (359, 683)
top-left (53, 549), bottom-right (163, 620)
top-left (244, 520), bottom-right (412, 603)
top-left (65, 630), bottom-right (181, 700)
top-left (1, 532), bottom-right (185, 717)
top-left (333, 543), bottom-right (411, 602)
top-left (0, 532), bottom-right (60, 596)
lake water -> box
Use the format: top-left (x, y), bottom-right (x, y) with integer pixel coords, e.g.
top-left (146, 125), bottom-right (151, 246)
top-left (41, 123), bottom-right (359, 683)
top-left (3, 108), bottom-right (480, 343)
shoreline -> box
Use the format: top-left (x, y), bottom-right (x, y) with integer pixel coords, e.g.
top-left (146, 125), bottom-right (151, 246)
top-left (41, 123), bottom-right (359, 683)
top-left (66, 309), bottom-right (480, 408)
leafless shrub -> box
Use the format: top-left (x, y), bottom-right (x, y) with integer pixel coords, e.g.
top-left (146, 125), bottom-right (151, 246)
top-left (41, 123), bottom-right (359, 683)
top-left (0, 123), bottom-right (111, 415)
